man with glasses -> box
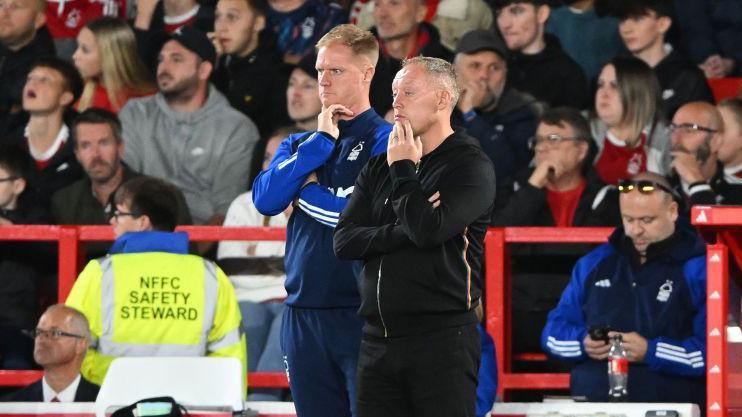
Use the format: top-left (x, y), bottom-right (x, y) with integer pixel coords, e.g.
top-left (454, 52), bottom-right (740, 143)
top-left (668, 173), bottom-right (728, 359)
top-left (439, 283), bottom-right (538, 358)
top-left (542, 171), bottom-right (706, 405)
top-left (492, 107), bottom-right (619, 360)
top-left (669, 101), bottom-right (742, 209)
top-left (66, 176), bottom-right (245, 385)
top-left (1, 305), bottom-right (99, 402)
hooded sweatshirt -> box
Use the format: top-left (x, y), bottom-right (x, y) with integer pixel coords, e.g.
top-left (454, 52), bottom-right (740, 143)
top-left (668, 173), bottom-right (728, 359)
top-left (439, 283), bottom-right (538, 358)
top-left (120, 85), bottom-right (259, 224)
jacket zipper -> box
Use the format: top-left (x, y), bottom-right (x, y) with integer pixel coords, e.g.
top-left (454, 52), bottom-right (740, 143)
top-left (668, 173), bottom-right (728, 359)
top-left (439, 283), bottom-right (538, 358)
top-left (377, 258), bottom-right (388, 337)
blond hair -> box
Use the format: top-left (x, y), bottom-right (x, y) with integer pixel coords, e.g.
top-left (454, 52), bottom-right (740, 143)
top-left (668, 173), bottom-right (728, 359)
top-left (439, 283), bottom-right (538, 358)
top-left (77, 17), bottom-right (154, 112)
top-left (316, 24), bottom-right (379, 66)
top-left (402, 56), bottom-right (461, 110)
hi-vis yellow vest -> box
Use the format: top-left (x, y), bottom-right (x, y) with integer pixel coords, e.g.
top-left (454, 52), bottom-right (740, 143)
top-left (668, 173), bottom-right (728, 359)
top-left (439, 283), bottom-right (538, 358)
top-left (66, 252), bottom-right (247, 386)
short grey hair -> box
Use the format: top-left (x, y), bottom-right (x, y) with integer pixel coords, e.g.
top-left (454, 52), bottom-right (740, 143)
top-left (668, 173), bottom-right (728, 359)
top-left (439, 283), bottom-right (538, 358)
top-left (402, 56), bottom-right (461, 110)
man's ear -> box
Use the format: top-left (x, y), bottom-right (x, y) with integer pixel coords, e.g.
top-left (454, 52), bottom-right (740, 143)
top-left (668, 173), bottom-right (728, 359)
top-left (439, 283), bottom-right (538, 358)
top-left (657, 15), bottom-right (672, 34)
top-left (437, 89), bottom-right (452, 111)
top-left (199, 61), bottom-right (214, 81)
top-left (415, 1), bottom-right (428, 23)
top-left (138, 214), bottom-right (153, 232)
top-left (363, 65), bottom-right (375, 83)
top-left (537, 4), bottom-right (550, 25)
top-left (669, 200), bottom-right (679, 222)
top-left (710, 131), bottom-right (722, 153)
top-left (34, 11), bottom-right (46, 30)
top-left (59, 90), bottom-right (74, 108)
top-left (11, 178), bottom-right (27, 197)
top-left (254, 14), bottom-right (266, 33)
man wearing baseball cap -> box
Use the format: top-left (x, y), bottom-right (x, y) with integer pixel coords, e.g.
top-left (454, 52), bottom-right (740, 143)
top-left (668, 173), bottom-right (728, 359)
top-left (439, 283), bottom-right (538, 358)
top-left (120, 26), bottom-right (260, 228)
top-left (453, 29), bottom-right (541, 182)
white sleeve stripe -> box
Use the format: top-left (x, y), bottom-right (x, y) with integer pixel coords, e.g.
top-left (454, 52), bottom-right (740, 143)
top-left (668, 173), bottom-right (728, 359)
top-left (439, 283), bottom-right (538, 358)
top-left (548, 348), bottom-right (582, 357)
top-left (656, 342), bottom-right (702, 356)
top-left (546, 341), bottom-right (581, 353)
top-left (298, 198), bottom-right (341, 217)
top-left (689, 184), bottom-right (713, 194)
top-left (656, 347), bottom-right (703, 360)
top-left (298, 202), bottom-right (339, 224)
top-left (277, 153), bottom-right (298, 170)
top-left (547, 336), bottom-right (581, 347)
top-left (656, 351), bottom-right (705, 367)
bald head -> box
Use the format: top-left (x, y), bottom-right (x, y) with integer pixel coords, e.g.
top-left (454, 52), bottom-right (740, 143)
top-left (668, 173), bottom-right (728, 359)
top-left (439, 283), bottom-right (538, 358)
top-left (34, 304), bottom-right (90, 370)
top-left (674, 102), bottom-right (724, 132)
top-left (619, 172), bottom-right (678, 257)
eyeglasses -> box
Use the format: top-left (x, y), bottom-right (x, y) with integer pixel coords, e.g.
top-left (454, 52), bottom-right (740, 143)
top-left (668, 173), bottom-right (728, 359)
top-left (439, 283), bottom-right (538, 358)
top-left (528, 134), bottom-right (585, 149)
top-left (0, 176), bottom-right (19, 182)
top-left (617, 179), bottom-right (675, 196)
top-left (23, 328), bottom-right (86, 340)
top-left (667, 123), bottom-right (718, 135)
top-left (112, 210), bottom-right (139, 220)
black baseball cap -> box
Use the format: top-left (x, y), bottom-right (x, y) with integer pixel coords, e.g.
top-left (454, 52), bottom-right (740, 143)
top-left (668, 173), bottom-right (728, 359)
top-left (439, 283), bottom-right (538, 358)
top-left (455, 30), bottom-right (508, 60)
top-left (166, 26), bottom-right (216, 66)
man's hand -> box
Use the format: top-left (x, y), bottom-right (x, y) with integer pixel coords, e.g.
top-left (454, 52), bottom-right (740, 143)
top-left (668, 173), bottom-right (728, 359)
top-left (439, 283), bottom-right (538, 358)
top-left (428, 191), bottom-right (441, 209)
top-left (699, 54), bottom-right (735, 78)
top-left (670, 150), bottom-right (706, 184)
top-left (583, 335), bottom-right (610, 361)
top-left (0, 217), bottom-right (13, 226)
top-left (206, 32), bottom-right (225, 58)
top-left (528, 158), bottom-right (564, 189)
top-left (387, 120), bottom-right (422, 166)
top-left (457, 80), bottom-right (487, 114)
top-left (610, 331), bottom-right (647, 363)
top-left (318, 104), bottom-right (354, 140)
top-left (134, 0), bottom-right (160, 29)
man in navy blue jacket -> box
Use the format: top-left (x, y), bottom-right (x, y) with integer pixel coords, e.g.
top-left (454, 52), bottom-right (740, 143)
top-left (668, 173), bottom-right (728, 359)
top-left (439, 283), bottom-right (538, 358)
top-left (542, 171), bottom-right (706, 406)
top-left (252, 24), bottom-right (391, 417)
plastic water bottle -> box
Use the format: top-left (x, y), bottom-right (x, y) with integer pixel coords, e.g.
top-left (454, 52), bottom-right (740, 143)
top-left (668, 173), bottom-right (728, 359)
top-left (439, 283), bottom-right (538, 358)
top-left (608, 334), bottom-right (628, 401)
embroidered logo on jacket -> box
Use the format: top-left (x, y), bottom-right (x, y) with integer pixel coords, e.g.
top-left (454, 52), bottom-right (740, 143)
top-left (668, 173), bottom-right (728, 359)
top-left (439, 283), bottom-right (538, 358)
top-left (595, 279), bottom-right (611, 288)
top-left (347, 141), bottom-right (364, 161)
top-left (656, 279), bottom-right (673, 302)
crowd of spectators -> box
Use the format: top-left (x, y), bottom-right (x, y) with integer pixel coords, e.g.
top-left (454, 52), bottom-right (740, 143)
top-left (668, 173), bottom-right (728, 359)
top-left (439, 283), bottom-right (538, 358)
top-left (1, 0), bottom-right (742, 408)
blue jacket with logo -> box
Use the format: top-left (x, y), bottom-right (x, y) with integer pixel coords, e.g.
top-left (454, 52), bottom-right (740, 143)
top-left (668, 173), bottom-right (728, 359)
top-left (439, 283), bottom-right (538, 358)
top-left (541, 221), bottom-right (707, 404)
top-left (252, 109), bottom-right (391, 308)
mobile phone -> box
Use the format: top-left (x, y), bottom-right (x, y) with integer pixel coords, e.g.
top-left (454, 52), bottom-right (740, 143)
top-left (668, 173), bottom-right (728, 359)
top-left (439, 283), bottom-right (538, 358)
top-left (588, 325), bottom-right (611, 343)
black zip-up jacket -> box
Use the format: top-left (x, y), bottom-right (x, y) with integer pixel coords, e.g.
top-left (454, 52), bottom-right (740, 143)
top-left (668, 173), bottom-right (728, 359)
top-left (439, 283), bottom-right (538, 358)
top-left (654, 49), bottom-right (714, 119)
top-left (333, 129), bottom-right (496, 338)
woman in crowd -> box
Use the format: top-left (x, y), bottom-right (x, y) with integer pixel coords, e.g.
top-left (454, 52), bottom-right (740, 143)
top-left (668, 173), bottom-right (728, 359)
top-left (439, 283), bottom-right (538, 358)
top-left (590, 56), bottom-right (670, 185)
top-left (73, 17), bottom-right (155, 113)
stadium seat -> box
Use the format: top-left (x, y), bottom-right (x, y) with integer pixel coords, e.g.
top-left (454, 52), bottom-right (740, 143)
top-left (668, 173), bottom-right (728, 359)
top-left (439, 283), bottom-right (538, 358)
top-left (707, 77), bottom-right (742, 102)
top-left (94, 357), bottom-right (244, 417)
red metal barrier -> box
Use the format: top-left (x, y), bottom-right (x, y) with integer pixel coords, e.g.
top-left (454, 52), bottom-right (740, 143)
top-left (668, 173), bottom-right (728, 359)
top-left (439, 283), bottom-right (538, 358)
top-left (1, 224), bottom-right (678, 399)
top-left (485, 227), bottom-right (613, 399)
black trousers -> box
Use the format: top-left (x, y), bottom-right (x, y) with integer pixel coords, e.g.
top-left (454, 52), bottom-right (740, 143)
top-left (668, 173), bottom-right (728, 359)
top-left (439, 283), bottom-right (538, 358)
top-left (356, 323), bottom-right (480, 417)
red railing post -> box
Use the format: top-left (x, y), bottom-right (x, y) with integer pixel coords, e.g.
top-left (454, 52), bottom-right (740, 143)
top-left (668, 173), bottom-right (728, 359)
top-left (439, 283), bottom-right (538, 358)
top-left (58, 226), bottom-right (80, 302)
top-left (706, 244), bottom-right (728, 417)
top-left (485, 228), bottom-right (506, 399)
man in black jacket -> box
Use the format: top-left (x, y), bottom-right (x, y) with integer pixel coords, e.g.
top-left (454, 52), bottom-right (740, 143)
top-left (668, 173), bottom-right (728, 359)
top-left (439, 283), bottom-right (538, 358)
top-left (669, 101), bottom-right (742, 211)
top-left (2, 305), bottom-right (99, 402)
top-left (492, 107), bottom-right (620, 354)
top-left (495, 0), bottom-right (589, 109)
top-left (209, 0), bottom-right (291, 137)
top-left (369, 0), bottom-right (453, 118)
top-left (334, 57), bottom-right (495, 417)
top-left (612, 0), bottom-right (713, 119)
top-left (0, 0), bottom-right (55, 137)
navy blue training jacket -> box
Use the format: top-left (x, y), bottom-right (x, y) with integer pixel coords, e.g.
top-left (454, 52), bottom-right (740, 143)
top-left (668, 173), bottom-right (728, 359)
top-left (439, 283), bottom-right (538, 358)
top-left (252, 109), bottom-right (391, 308)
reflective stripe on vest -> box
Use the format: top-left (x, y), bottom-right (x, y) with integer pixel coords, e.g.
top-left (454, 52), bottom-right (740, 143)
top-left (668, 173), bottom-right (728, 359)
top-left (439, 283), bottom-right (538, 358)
top-left (97, 256), bottom-right (220, 357)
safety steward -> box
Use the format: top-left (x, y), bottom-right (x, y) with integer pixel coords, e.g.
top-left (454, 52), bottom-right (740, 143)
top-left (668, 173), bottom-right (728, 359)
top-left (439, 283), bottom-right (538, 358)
top-left (66, 177), bottom-right (246, 386)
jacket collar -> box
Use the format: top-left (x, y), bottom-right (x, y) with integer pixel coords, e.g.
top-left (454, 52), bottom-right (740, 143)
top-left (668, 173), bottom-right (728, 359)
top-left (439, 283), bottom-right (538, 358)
top-left (609, 218), bottom-right (705, 267)
top-left (109, 231), bottom-right (189, 255)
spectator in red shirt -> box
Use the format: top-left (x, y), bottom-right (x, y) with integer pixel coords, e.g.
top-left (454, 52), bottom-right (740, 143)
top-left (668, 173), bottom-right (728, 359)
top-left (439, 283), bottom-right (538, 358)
top-left (590, 56), bottom-right (670, 185)
top-left (72, 17), bottom-right (155, 113)
top-left (492, 106), bottom-right (620, 356)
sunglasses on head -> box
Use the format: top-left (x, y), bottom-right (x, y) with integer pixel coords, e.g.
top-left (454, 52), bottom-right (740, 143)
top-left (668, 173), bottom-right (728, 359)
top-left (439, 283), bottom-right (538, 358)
top-left (617, 179), bottom-right (674, 195)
